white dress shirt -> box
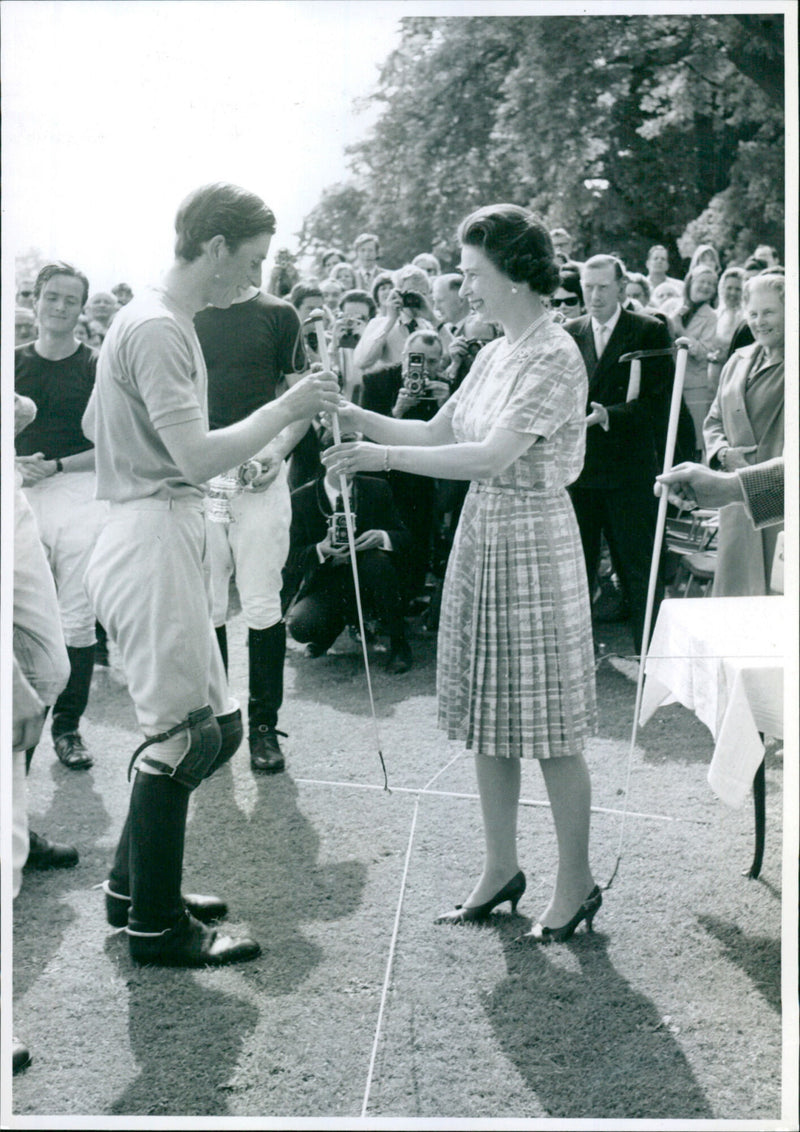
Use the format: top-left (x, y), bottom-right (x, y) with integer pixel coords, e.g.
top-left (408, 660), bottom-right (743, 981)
top-left (591, 304), bottom-right (621, 360)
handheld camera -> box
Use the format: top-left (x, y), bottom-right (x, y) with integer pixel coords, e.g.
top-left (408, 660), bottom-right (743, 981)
top-left (336, 317), bottom-right (362, 351)
top-left (328, 509), bottom-right (353, 550)
top-left (400, 290), bottom-right (425, 312)
top-left (403, 351), bottom-right (431, 398)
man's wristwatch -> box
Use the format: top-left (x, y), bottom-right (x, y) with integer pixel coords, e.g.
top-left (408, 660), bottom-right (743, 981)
top-left (55, 458), bottom-right (64, 474)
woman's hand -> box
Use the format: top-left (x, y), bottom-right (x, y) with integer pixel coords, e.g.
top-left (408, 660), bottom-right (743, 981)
top-left (719, 445), bottom-right (757, 471)
top-left (322, 440), bottom-right (385, 477)
top-left (321, 398), bottom-right (361, 433)
top-left (384, 290), bottom-right (403, 328)
top-left (674, 334), bottom-right (705, 360)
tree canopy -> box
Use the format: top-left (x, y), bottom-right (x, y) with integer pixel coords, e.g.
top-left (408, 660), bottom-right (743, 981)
top-left (298, 14), bottom-right (784, 273)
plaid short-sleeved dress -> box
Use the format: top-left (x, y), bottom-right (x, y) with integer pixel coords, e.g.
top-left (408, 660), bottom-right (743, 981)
top-left (437, 313), bottom-right (596, 759)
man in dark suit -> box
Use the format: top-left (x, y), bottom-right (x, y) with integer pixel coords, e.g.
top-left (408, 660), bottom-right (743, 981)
top-left (565, 255), bottom-right (673, 655)
top-left (283, 434), bottom-right (414, 673)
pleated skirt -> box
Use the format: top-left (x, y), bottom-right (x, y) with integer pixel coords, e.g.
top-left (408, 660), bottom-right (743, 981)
top-left (437, 483), bottom-right (596, 759)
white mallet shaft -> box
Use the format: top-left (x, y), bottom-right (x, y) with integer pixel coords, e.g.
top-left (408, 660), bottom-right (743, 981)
top-left (607, 343), bottom-right (689, 888)
top-left (309, 311), bottom-right (389, 789)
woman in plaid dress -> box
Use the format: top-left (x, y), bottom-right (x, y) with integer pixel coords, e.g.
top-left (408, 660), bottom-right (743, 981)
top-left (325, 205), bottom-right (600, 943)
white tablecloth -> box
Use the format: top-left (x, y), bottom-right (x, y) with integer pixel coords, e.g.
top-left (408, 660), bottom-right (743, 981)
top-left (639, 597), bottom-right (784, 808)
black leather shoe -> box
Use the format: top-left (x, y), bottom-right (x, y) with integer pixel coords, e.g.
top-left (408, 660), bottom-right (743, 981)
top-left (250, 726), bottom-right (286, 774)
top-left (53, 731), bottom-right (93, 770)
top-left (128, 911), bottom-right (261, 967)
top-left (385, 639), bottom-right (412, 674)
top-left (103, 881), bottom-right (228, 928)
top-left (519, 885), bottom-right (603, 944)
top-left (435, 870), bottom-right (526, 924)
top-left (24, 830), bottom-right (79, 870)
top-left (13, 1036), bottom-right (32, 1074)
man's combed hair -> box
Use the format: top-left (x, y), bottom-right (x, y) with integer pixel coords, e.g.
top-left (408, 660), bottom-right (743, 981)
top-left (583, 254), bottom-right (626, 282)
top-left (174, 182), bottom-right (276, 262)
top-left (34, 261), bottom-right (90, 307)
top-left (458, 204), bottom-right (560, 296)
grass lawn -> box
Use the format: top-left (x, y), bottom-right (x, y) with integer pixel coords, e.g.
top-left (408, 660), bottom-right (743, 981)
top-left (10, 613), bottom-right (789, 1125)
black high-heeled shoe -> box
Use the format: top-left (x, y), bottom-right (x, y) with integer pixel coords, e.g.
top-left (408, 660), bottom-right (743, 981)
top-left (435, 870), bottom-right (526, 924)
top-left (521, 884), bottom-right (602, 944)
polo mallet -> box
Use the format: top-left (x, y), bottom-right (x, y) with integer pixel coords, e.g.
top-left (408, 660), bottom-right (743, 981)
top-left (309, 310), bottom-right (390, 791)
top-left (604, 343), bottom-right (689, 887)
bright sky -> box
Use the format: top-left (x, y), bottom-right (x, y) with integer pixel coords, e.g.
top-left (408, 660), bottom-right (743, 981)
top-left (2, 0), bottom-right (403, 292)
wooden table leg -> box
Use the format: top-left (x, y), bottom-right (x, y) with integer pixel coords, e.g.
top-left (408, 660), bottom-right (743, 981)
top-left (746, 754), bottom-right (766, 879)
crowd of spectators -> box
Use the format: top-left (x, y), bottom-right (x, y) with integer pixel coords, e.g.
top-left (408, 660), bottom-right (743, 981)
top-left (14, 227), bottom-right (785, 643)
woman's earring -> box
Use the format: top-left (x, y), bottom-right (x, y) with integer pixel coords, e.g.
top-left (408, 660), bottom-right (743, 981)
top-left (511, 286), bottom-right (518, 294)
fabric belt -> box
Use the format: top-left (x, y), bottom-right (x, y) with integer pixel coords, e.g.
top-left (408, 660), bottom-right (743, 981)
top-left (108, 496), bottom-right (204, 512)
top-left (471, 482), bottom-right (561, 497)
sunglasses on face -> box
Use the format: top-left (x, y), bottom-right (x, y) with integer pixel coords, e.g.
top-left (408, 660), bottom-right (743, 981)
top-left (550, 295), bottom-right (579, 308)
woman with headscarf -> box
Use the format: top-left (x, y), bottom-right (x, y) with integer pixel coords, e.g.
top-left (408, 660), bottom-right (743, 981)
top-left (688, 243), bottom-right (722, 276)
top-left (667, 264), bottom-right (719, 454)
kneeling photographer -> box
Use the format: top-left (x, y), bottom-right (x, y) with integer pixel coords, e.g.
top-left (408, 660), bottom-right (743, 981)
top-left (283, 431), bottom-right (413, 674)
top-left (361, 332), bottom-right (451, 606)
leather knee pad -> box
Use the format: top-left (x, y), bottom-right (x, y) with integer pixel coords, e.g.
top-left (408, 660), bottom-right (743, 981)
top-left (129, 706), bottom-right (221, 790)
top-left (204, 707), bottom-right (244, 779)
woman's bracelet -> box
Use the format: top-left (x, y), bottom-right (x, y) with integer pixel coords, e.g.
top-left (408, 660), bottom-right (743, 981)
top-left (383, 446), bottom-right (391, 473)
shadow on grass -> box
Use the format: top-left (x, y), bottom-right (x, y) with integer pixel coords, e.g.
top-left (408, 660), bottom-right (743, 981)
top-left (593, 661), bottom-right (716, 769)
top-left (103, 934), bottom-right (258, 1117)
top-left (186, 763), bottom-right (368, 997)
top-left (286, 628), bottom-right (437, 718)
top-left (697, 915), bottom-right (781, 1014)
top-left (481, 919), bottom-right (714, 1121)
top-left (15, 757), bottom-right (113, 1000)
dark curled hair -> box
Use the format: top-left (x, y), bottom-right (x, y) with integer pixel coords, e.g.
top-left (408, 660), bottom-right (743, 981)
top-left (174, 182), bottom-right (276, 262)
top-left (458, 204), bottom-right (560, 296)
top-left (34, 261), bottom-right (90, 307)
top-left (339, 289), bottom-right (376, 318)
top-left (558, 265), bottom-right (584, 306)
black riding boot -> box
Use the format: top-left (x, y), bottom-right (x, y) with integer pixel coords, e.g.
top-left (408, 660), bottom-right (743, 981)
top-left (248, 623), bottom-right (286, 773)
top-left (52, 645), bottom-right (95, 768)
top-left (215, 624), bottom-right (228, 675)
top-left (52, 644), bottom-right (95, 738)
top-left (105, 788), bottom-right (228, 929)
top-left (125, 770), bottom-right (260, 967)
top-left (127, 770), bottom-right (189, 934)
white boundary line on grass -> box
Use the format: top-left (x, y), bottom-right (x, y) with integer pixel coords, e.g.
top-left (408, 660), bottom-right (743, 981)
top-left (360, 751), bottom-right (462, 1116)
top-left (293, 775), bottom-right (706, 825)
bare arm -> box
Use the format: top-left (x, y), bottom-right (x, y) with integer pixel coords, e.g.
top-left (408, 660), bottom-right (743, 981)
top-left (159, 372), bottom-right (340, 484)
top-left (336, 400), bottom-right (456, 448)
top-left (324, 424), bottom-right (538, 482)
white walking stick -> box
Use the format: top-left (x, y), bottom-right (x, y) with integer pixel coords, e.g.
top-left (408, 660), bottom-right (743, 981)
top-left (309, 311), bottom-right (390, 790)
top-left (605, 342), bottom-right (689, 886)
